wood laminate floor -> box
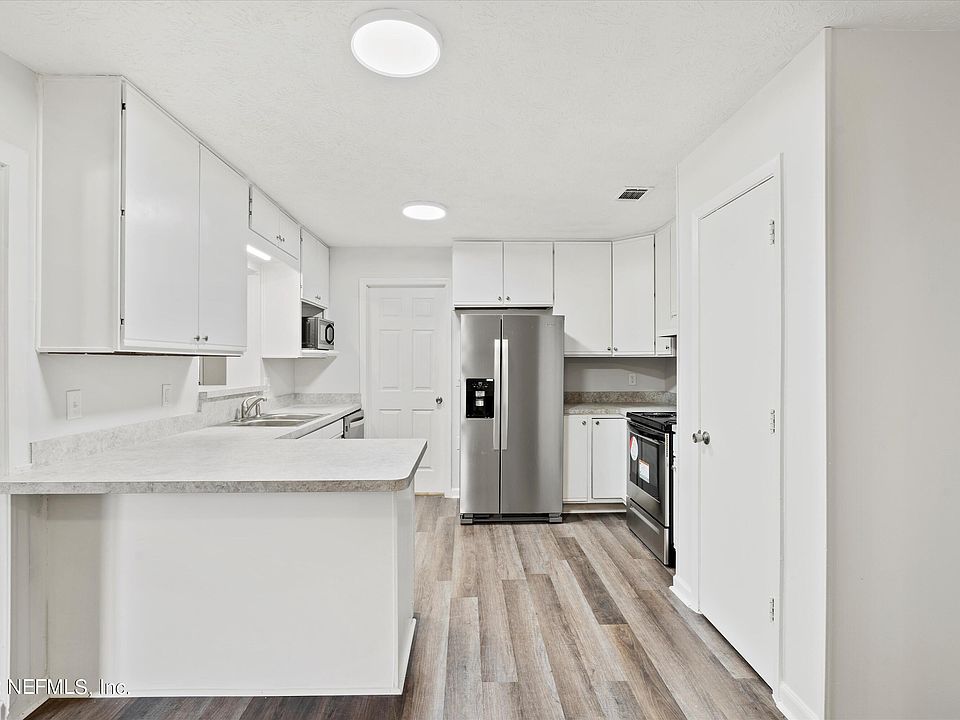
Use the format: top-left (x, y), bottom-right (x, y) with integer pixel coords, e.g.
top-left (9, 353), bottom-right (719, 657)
top-left (27, 497), bottom-right (782, 720)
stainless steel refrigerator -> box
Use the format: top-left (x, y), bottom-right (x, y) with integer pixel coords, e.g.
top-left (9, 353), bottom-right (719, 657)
top-left (459, 313), bottom-right (564, 524)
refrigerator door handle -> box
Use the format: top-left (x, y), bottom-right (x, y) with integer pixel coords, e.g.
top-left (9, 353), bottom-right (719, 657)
top-left (493, 338), bottom-right (501, 450)
top-left (502, 338), bottom-right (509, 450)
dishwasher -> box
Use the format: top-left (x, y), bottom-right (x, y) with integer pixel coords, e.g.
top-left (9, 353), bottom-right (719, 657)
top-left (343, 410), bottom-right (364, 438)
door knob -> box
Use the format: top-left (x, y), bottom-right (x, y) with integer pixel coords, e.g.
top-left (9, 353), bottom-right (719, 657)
top-left (435, 396), bottom-right (443, 406)
top-left (693, 431), bottom-right (711, 445)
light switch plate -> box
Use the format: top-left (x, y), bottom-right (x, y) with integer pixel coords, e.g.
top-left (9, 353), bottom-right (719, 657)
top-left (161, 384), bottom-right (172, 407)
top-left (66, 389), bottom-right (82, 420)
top-left (627, 373), bottom-right (637, 386)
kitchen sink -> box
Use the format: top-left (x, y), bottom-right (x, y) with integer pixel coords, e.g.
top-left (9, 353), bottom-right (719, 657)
top-left (220, 413), bottom-right (327, 428)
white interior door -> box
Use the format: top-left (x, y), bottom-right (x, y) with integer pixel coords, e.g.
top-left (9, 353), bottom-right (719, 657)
top-left (698, 174), bottom-right (781, 687)
top-left (366, 284), bottom-right (451, 494)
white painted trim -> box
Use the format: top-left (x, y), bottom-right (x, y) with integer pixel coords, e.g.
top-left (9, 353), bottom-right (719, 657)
top-left (0, 137), bottom-right (32, 720)
top-left (669, 576), bottom-right (699, 613)
top-left (690, 155), bottom-right (784, 690)
top-left (444, 488), bottom-right (460, 499)
top-left (359, 278), bottom-right (452, 494)
top-left (776, 682), bottom-right (820, 720)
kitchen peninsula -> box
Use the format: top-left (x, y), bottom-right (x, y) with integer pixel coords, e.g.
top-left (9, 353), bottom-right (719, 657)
top-left (0, 416), bottom-right (425, 698)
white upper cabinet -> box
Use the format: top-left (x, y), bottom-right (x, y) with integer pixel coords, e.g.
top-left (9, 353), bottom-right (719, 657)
top-left (121, 85), bottom-right (200, 352)
top-left (198, 146), bottom-right (248, 353)
top-left (503, 242), bottom-right (553, 306)
top-left (301, 228), bottom-right (330, 309)
top-left (249, 187), bottom-right (280, 247)
top-left (37, 76), bottom-right (247, 355)
top-left (453, 242), bottom-right (503, 306)
top-left (452, 241), bottom-right (554, 307)
top-left (554, 242), bottom-right (612, 355)
top-left (655, 220), bottom-right (678, 337)
top-left (612, 235), bottom-right (655, 355)
top-left (249, 188), bottom-right (300, 262)
top-left (278, 211), bottom-right (301, 263)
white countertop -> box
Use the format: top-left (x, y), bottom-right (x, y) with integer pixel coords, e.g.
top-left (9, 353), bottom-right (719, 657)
top-left (0, 404), bottom-right (427, 495)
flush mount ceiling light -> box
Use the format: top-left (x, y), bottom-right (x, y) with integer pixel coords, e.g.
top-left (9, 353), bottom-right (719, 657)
top-left (351, 9), bottom-right (442, 78)
top-left (402, 202), bottom-right (447, 221)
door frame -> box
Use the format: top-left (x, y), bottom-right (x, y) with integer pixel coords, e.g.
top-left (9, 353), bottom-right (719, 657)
top-left (359, 278), bottom-right (452, 494)
top-left (690, 155), bottom-right (784, 693)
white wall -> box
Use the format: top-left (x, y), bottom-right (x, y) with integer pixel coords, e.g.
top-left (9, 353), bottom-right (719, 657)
top-left (825, 30), bottom-right (960, 719)
top-left (563, 357), bottom-right (676, 393)
top-left (295, 246), bottom-right (452, 395)
top-left (676, 32), bottom-right (827, 717)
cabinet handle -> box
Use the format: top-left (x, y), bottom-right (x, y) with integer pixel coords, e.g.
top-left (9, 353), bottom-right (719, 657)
top-left (581, 420), bottom-right (587, 426)
top-left (607, 346), bottom-right (611, 351)
top-left (506, 296), bottom-right (511, 301)
top-left (614, 347), bottom-right (619, 351)
top-left (595, 421), bottom-right (600, 426)
top-left (194, 335), bottom-right (201, 342)
top-left (498, 296), bottom-right (502, 302)
top-left (202, 335), bottom-right (209, 342)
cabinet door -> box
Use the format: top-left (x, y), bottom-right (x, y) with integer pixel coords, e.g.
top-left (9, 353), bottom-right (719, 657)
top-left (278, 211), bottom-right (301, 262)
top-left (121, 86), bottom-right (200, 351)
top-left (563, 415), bottom-right (592, 502)
top-left (301, 229), bottom-right (330, 308)
top-left (249, 186), bottom-right (280, 246)
top-left (612, 236), bottom-right (655, 355)
top-left (198, 146), bottom-right (247, 353)
top-left (453, 242), bottom-right (503, 306)
top-left (591, 418), bottom-right (627, 501)
top-left (655, 221), bottom-right (678, 336)
top-left (554, 242), bottom-right (612, 354)
top-left (503, 242), bottom-right (553, 306)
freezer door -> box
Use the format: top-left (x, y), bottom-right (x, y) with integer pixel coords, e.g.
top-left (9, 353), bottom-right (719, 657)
top-left (500, 315), bottom-right (564, 515)
top-left (459, 314), bottom-right (502, 515)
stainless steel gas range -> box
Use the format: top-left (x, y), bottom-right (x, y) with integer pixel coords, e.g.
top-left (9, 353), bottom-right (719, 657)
top-left (626, 411), bottom-right (676, 566)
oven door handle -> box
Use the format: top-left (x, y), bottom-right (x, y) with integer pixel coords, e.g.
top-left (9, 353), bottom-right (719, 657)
top-left (630, 427), bottom-right (666, 446)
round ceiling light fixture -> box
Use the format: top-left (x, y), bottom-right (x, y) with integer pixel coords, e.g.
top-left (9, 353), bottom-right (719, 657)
top-left (402, 202), bottom-right (447, 221)
top-left (350, 9), bottom-right (442, 78)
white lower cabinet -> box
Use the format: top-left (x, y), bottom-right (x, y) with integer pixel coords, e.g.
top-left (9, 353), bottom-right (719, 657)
top-left (563, 415), bottom-right (627, 503)
top-left (591, 418), bottom-right (627, 501)
top-left (563, 416), bottom-right (592, 502)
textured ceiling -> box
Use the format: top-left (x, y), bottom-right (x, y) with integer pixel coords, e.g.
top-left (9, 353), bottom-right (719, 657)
top-left (1, 1), bottom-right (959, 246)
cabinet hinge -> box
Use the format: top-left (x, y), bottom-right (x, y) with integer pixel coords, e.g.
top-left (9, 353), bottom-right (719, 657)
top-left (770, 409), bottom-right (776, 434)
top-left (119, 317), bottom-right (125, 325)
top-left (248, 196), bottom-right (253, 218)
top-left (769, 219), bottom-right (776, 245)
top-left (769, 597), bottom-right (776, 622)
top-left (121, 101), bottom-right (126, 111)
top-left (120, 208), bottom-right (125, 217)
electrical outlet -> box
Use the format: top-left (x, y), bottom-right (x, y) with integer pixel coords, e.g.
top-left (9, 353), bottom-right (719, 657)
top-left (627, 373), bottom-right (637, 386)
top-left (161, 384), bottom-right (172, 407)
top-left (66, 389), bottom-right (82, 420)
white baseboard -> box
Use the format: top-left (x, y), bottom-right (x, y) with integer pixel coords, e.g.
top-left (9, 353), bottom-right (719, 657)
top-left (6, 694), bottom-right (46, 720)
top-left (775, 682), bottom-right (820, 720)
top-left (670, 576), bottom-right (699, 612)
top-left (444, 488), bottom-right (459, 499)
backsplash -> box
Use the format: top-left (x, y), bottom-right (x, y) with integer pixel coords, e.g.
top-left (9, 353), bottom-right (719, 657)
top-left (29, 387), bottom-right (297, 467)
top-left (564, 391), bottom-right (677, 405)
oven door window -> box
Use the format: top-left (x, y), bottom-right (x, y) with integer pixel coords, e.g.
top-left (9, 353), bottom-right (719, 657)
top-left (629, 428), bottom-right (663, 503)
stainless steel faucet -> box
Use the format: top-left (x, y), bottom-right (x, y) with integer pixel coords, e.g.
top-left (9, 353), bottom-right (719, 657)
top-left (240, 395), bottom-right (266, 419)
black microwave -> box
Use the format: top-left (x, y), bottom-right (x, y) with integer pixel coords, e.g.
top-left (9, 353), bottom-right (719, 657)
top-left (302, 317), bottom-right (335, 350)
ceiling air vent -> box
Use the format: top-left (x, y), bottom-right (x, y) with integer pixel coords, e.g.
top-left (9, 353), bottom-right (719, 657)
top-left (617, 187), bottom-right (651, 201)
